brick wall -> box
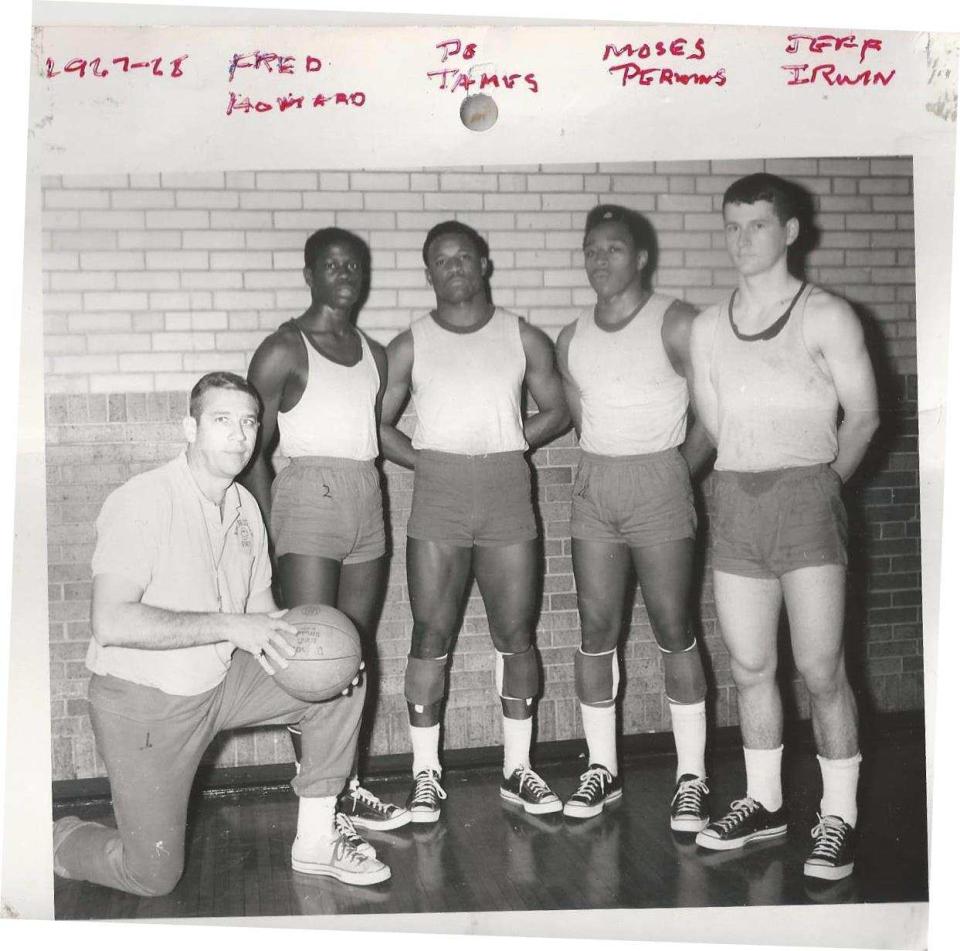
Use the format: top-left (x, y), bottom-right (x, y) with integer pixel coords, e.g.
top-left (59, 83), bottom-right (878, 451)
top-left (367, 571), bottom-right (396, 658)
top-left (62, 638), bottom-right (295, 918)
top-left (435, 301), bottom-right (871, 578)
top-left (42, 158), bottom-right (921, 782)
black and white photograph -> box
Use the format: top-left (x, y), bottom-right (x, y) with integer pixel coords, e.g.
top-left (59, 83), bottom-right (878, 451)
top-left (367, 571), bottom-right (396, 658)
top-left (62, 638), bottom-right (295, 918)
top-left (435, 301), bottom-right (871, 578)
top-left (4, 5), bottom-right (958, 951)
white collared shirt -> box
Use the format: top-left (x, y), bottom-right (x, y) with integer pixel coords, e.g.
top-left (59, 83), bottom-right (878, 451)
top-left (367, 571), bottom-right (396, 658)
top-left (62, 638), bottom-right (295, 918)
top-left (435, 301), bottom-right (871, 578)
top-left (86, 452), bottom-right (272, 696)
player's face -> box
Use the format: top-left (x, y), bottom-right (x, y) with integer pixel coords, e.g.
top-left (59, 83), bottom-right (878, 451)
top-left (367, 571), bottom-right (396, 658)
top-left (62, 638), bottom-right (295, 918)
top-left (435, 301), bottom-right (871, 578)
top-left (303, 241), bottom-right (363, 310)
top-left (185, 388), bottom-right (260, 481)
top-left (424, 233), bottom-right (487, 305)
top-left (583, 220), bottom-right (647, 300)
top-left (723, 200), bottom-right (798, 277)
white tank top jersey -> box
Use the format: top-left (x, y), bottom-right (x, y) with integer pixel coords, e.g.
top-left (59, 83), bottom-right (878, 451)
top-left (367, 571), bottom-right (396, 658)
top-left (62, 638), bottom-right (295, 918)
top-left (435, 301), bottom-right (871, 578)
top-left (277, 327), bottom-right (380, 460)
top-left (709, 283), bottom-right (840, 471)
top-left (567, 293), bottom-right (689, 456)
top-left (410, 307), bottom-right (529, 455)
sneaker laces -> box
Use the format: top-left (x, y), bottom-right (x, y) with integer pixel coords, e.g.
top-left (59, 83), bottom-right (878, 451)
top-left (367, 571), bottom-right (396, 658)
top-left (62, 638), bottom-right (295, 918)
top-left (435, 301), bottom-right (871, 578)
top-left (331, 832), bottom-right (371, 868)
top-left (349, 784), bottom-right (396, 816)
top-left (712, 797), bottom-right (761, 833)
top-left (672, 777), bottom-right (709, 812)
top-left (809, 814), bottom-right (847, 860)
top-left (334, 812), bottom-right (369, 851)
top-left (573, 766), bottom-right (611, 800)
top-left (411, 770), bottom-right (447, 807)
top-left (517, 766), bottom-right (551, 798)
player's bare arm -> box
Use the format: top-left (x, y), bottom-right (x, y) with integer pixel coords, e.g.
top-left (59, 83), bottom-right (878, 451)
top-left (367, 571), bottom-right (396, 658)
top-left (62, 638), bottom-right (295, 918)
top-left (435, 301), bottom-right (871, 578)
top-left (519, 321), bottom-right (571, 448)
top-left (805, 289), bottom-right (880, 482)
top-left (555, 321), bottom-right (583, 437)
top-left (242, 329), bottom-right (301, 523)
top-left (379, 329), bottom-right (418, 469)
top-left (688, 306), bottom-right (721, 444)
top-left (663, 300), bottom-right (716, 479)
top-left (92, 573), bottom-right (297, 672)
top-left (365, 333), bottom-right (389, 428)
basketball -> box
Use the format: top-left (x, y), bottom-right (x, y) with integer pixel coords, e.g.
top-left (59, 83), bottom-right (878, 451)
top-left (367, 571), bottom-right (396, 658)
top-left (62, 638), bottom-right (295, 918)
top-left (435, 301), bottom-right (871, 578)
top-left (272, 604), bottom-right (363, 702)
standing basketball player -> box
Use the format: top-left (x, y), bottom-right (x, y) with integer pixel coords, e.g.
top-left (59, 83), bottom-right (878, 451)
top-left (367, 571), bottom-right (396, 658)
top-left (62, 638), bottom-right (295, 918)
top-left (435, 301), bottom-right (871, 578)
top-left (690, 174), bottom-right (879, 880)
top-left (52, 373), bottom-right (390, 892)
top-left (380, 220), bottom-right (570, 820)
top-left (556, 205), bottom-right (714, 826)
top-left (245, 227), bottom-right (410, 839)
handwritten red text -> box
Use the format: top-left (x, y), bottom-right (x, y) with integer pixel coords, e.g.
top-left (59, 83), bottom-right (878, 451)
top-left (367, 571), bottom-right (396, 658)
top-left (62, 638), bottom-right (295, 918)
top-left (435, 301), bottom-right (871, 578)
top-left (782, 34), bottom-right (894, 87)
top-left (45, 55), bottom-right (188, 79)
top-left (603, 38), bottom-right (726, 88)
top-left (427, 38), bottom-right (539, 94)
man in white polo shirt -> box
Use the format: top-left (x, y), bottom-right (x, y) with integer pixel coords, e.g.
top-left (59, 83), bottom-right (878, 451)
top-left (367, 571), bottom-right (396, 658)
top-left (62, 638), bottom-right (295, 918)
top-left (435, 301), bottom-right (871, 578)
top-left (51, 372), bottom-right (390, 895)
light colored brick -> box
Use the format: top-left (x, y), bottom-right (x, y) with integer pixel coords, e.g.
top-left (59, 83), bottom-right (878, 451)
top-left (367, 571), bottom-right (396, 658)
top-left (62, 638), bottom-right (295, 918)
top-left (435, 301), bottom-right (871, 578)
top-left (303, 192), bottom-right (365, 210)
top-left (152, 332), bottom-right (217, 352)
top-left (240, 191), bottom-right (303, 210)
top-left (410, 173), bottom-right (439, 191)
top-left (847, 214), bottom-right (897, 230)
top-left (44, 210), bottom-right (82, 230)
top-left (43, 293), bottom-right (84, 312)
top-left (145, 250), bottom-right (209, 270)
top-left (182, 231), bottom-right (245, 250)
top-left (87, 333), bottom-right (149, 353)
top-left (225, 171), bottom-right (256, 189)
top-left (440, 172), bottom-right (498, 191)
top-left (51, 272), bottom-right (116, 291)
top-left (210, 210), bottom-right (273, 229)
top-left (67, 313), bottom-right (132, 333)
top-left (244, 271), bottom-right (304, 290)
top-left (526, 174), bottom-right (584, 192)
top-left (45, 335), bottom-right (85, 354)
top-left (78, 251), bottom-right (144, 271)
top-left (212, 291), bottom-right (276, 309)
top-left (611, 175), bottom-right (669, 193)
top-left (273, 211), bottom-right (336, 229)
top-left (247, 231), bottom-right (308, 250)
top-left (145, 210), bottom-right (210, 230)
top-left (424, 193), bottom-right (483, 211)
top-left (51, 355), bottom-right (118, 374)
top-left (515, 212), bottom-right (572, 230)
top-left (117, 272), bottom-right (180, 291)
top-left (118, 352), bottom-right (184, 372)
top-left (111, 190), bottom-right (176, 209)
top-left (175, 190), bottom-right (240, 209)
top-left (214, 331), bottom-right (270, 350)
top-left (161, 172), bottom-right (226, 189)
top-left (45, 190), bottom-right (110, 209)
top-left (182, 351), bottom-right (246, 371)
top-left (82, 291), bottom-right (149, 311)
top-left (181, 271), bottom-right (244, 290)
top-left (540, 194), bottom-right (598, 211)
top-left (350, 172), bottom-right (410, 191)
top-left (210, 251), bottom-right (272, 270)
top-left (60, 174), bottom-right (129, 188)
top-left (117, 232), bottom-right (182, 250)
top-left (79, 210), bottom-right (145, 229)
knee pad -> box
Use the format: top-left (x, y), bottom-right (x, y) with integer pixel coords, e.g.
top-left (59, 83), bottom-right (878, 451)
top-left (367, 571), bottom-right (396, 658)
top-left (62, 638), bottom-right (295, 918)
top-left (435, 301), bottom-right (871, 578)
top-left (496, 647), bottom-right (539, 719)
top-left (574, 647), bottom-right (620, 707)
top-left (659, 639), bottom-right (707, 704)
top-left (404, 655), bottom-right (447, 723)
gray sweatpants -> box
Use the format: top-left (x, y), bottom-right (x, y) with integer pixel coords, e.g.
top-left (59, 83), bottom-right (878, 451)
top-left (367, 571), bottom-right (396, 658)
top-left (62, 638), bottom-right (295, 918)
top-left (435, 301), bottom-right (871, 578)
top-left (54, 649), bottom-right (364, 896)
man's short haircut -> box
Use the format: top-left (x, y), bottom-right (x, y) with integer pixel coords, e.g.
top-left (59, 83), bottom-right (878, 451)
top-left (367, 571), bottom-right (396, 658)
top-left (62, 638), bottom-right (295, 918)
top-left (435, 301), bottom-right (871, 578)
top-left (421, 220), bottom-right (488, 266)
top-left (303, 227), bottom-right (369, 271)
top-left (189, 371), bottom-right (262, 420)
top-left (722, 173), bottom-right (801, 224)
top-left (583, 204), bottom-right (650, 254)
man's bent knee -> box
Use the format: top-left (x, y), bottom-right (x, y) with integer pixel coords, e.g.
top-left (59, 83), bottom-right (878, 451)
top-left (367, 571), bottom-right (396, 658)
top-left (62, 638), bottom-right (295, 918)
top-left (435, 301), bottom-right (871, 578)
top-left (575, 647), bottom-right (620, 707)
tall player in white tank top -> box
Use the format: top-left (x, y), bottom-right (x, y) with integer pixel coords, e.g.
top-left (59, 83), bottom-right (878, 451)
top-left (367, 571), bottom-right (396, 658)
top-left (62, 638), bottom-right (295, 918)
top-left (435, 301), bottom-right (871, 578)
top-left (556, 205), bottom-right (715, 827)
top-left (690, 174), bottom-right (879, 879)
top-left (380, 221), bottom-right (570, 820)
top-left (244, 228), bottom-right (410, 838)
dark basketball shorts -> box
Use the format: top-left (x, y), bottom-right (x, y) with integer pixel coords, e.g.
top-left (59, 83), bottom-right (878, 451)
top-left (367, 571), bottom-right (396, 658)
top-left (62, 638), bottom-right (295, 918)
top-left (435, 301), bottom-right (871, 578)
top-left (570, 447), bottom-right (697, 548)
top-left (271, 456), bottom-right (386, 564)
top-left (407, 449), bottom-right (537, 548)
top-left (711, 463), bottom-right (848, 579)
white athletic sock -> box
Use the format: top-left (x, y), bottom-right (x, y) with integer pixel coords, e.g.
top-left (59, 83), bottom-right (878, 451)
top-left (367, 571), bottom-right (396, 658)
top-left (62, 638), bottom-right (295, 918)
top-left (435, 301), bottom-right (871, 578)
top-left (818, 752), bottom-right (861, 827)
top-left (295, 795), bottom-right (338, 846)
top-left (502, 716), bottom-right (533, 778)
top-left (743, 745), bottom-right (784, 812)
top-left (669, 700), bottom-right (707, 780)
top-left (580, 703), bottom-right (618, 776)
top-left (410, 724), bottom-right (442, 777)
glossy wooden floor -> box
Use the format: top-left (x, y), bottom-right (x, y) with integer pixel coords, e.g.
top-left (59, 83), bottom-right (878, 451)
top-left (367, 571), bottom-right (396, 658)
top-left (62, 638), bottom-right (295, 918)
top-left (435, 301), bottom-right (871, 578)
top-left (54, 728), bottom-right (928, 920)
